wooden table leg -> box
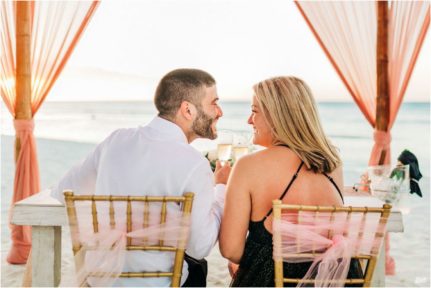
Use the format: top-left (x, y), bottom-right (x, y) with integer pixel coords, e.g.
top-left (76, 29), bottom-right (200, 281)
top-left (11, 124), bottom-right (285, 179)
top-left (31, 226), bottom-right (62, 287)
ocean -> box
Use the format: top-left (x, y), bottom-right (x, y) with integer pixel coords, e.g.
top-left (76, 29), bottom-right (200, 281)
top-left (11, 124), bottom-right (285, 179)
top-left (1, 101), bottom-right (429, 185)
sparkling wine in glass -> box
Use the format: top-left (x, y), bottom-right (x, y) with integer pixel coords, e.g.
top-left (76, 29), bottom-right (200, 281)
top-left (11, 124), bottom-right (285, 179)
top-left (217, 131), bottom-right (233, 165)
top-left (233, 145), bottom-right (248, 161)
top-left (233, 134), bottom-right (250, 161)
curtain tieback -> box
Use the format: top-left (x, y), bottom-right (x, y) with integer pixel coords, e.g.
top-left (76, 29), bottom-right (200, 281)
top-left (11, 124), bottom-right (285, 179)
top-left (373, 130), bottom-right (391, 149)
top-left (13, 119), bottom-right (35, 133)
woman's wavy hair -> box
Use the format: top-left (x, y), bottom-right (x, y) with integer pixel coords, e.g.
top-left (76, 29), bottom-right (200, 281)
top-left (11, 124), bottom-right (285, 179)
top-left (253, 76), bottom-right (341, 173)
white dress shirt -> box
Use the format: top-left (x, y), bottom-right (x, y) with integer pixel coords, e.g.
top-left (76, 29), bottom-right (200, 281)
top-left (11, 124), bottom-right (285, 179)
top-left (51, 116), bottom-right (226, 286)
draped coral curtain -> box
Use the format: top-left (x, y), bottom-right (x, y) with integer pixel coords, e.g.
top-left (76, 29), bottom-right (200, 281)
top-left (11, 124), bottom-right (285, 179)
top-left (295, 0), bottom-right (429, 276)
top-left (295, 1), bottom-right (429, 165)
top-left (0, 1), bottom-right (99, 264)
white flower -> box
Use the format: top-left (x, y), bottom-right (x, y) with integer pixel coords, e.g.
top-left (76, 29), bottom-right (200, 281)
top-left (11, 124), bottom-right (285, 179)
top-left (206, 149), bottom-right (218, 161)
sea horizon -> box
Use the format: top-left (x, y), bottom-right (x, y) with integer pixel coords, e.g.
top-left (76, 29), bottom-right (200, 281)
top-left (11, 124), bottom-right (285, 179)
top-left (40, 99), bottom-right (431, 103)
top-left (1, 100), bottom-right (429, 186)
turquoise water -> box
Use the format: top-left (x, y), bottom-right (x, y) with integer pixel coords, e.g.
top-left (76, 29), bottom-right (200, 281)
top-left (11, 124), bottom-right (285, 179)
top-left (1, 101), bottom-right (429, 184)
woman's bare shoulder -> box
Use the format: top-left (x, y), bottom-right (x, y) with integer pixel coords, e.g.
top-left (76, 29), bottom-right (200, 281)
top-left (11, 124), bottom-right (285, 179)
top-left (234, 146), bottom-right (299, 176)
top-left (231, 149), bottom-right (271, 178)
top-left (328, 163), bottom-right (344, 187)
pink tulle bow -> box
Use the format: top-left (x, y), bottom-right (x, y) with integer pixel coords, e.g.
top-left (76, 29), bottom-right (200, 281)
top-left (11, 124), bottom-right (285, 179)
top-left (69, 202), bottom-right (191, 287)
top-left (273, 212), bottom-right (387, 287)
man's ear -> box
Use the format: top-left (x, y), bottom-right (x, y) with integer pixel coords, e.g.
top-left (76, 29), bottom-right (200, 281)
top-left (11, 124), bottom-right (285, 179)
top-left (179, 101), bottom-right (195, 121)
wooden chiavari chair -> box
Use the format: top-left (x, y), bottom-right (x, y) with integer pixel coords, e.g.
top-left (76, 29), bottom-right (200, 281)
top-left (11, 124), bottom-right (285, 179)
top-left (272, 201), bottom-right (391, 287)
top-left (64, 190), bottom-right (194, 287)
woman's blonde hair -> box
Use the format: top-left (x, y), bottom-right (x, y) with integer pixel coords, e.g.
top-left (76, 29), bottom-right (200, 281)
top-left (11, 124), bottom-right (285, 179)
top-left (253, 76), bottom-right (341, 173)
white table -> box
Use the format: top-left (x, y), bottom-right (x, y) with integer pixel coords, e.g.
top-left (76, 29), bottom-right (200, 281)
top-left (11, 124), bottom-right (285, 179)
top-left (11, 190), bottom-right (65, 287)
top-left (11, 190), bottom-right (403, 287)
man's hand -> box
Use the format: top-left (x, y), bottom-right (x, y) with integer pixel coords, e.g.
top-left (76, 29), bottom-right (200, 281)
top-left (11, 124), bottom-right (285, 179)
top-left (214, 160), bottom-right (231, 184)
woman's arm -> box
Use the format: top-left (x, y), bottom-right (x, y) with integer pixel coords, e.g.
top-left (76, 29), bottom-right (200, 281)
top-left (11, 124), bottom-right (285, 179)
top-left (219, 157), bottom-right (252, 264)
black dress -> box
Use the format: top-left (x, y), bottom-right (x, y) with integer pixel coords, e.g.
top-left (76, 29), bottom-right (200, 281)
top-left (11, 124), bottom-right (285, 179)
top-left (231, 161), bottom-right (363, 287)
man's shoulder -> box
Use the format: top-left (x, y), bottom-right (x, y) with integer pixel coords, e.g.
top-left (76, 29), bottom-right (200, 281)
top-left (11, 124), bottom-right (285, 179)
top-left (103, 127), bottom-right (145, 144)
top-left (170, 142), bottom-right (207, 163)
top-left (111, 127), bottom-right (140, 137)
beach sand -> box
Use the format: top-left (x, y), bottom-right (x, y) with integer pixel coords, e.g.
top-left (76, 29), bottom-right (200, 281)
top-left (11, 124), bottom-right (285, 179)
top-left (1, 135), bottom-right (429, 287)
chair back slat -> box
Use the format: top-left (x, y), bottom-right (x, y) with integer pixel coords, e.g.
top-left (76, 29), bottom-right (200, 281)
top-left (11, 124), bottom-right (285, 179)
top-left (143, 201), bottom-right (150, 228)
top-left (296, 207), bottom-right (301, 254)
top-left (356, 208), bottom-right (368, 256)
top-left (109, 197), bottom-right (115, 229)
top-left (343, 207), bottom-right (352, 238)
top-left (142, 201), bottom-right (150, 243)
top-left (91, 199), bottom-right (99, 233)
top-left (272, 201), bottom-right (391, 288)
top-left (159, 200), bottom-right (167, 246)
top-left (312, 209), bottom-right (319, 253)
top-left (64, 190), bottom-right (81, 254)
top-left (372, 207), bottom-right (390, 255)
top-left (171, 192), bottom-right (194, 286)
top-left (272, 200), bottom-right (284, 288)
top-left (127, 199), bottom-right (132, 246)
top-left (64, 191), bottom-right (194, 287)
top-left (329, 208), bottom-right (337, 241)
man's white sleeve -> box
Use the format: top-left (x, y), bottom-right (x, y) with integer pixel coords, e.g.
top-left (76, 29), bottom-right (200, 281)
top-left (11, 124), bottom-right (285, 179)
top-left (182, 160), bottom-right (226, 259)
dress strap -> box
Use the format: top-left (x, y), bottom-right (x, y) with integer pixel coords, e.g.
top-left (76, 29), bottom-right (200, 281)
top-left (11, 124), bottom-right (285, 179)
top-left (322, 173), bottom-right (344, 204)
top-left (263, 161), bottom-right (304, 220)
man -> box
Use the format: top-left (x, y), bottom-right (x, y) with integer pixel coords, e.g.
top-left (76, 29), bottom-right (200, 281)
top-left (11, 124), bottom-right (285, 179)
top-left (51, 68), bottom-right (231, 286)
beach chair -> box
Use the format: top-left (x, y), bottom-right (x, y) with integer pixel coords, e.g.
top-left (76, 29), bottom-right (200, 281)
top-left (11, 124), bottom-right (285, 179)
top-left (272, 201), bottom-right (391, 287)
top-left (64, 191), bottom-right (194, 287)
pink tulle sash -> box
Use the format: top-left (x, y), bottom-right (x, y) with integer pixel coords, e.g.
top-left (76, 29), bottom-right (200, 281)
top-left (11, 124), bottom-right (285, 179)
top-left (68, 201), bottom-right (191, 287)
top-left (273, 212), bottom-right (387, 287)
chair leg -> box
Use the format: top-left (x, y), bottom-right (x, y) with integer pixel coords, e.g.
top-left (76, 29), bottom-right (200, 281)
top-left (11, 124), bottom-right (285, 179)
top-left (274, 259), bottom-right (284, 287)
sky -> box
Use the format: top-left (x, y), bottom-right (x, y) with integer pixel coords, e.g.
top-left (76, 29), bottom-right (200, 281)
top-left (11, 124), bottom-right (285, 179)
top-left (49, 0), bottom-right (430, 102)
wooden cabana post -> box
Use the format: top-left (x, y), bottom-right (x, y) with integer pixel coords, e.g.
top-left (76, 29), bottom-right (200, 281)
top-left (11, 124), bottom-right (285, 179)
top-left (5, 0), bottom-right (100, 265)
top-left (376, 1), bottom-right (390, 165)
top-left (15, 1), bottom-right (32, 161)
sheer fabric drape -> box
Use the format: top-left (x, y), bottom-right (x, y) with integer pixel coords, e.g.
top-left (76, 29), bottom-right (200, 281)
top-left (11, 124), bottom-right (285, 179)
top-left (295, 1), bottom-right (429, 165)
top-left (273, 212), bottom-right (388, 287)
top-left (70, 202), bottom-right (191, 287)
top-left (295, 0), bottom-right (429, 275)
top-left (0, 1), bottom-right (99, 264)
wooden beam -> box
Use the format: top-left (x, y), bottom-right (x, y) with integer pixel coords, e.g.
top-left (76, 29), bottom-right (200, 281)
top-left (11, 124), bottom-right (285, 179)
top-left (376, 1), bottom-right (390, 164)
top-left (15, 1), bottom-right (32, 161)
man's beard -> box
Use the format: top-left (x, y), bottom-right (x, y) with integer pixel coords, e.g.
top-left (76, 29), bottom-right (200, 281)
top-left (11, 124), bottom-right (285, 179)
top-left (192, 107), bottom-right (217, 140)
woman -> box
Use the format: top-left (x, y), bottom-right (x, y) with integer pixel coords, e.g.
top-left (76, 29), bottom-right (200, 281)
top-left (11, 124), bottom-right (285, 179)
top-left (219, 76), bottom-right (362, 286)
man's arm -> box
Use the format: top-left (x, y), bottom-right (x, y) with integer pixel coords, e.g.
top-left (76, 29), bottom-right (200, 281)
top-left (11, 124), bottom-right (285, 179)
top-left (183, 160), bottom-right (230, 259)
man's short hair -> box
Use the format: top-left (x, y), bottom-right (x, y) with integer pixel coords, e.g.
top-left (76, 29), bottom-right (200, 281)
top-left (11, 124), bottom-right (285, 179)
top-left (154, 68), bottom-right (216, 119)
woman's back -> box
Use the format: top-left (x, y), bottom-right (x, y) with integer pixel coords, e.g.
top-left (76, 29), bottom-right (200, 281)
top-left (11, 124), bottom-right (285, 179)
top-left (229, 147), bottom-right (361, 287)
top-left (245, 146), bottom-right (343, 230)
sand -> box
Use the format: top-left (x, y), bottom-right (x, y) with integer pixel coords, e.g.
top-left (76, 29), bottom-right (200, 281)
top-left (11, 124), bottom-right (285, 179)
top-left (1, 135), bottom-right (429, 287)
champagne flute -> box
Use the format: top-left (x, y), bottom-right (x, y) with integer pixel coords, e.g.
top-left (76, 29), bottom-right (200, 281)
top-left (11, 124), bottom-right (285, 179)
top-left (217, 131), bottom-right (233, 165)
top-left (233, 133), bottom-right (250, 161)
